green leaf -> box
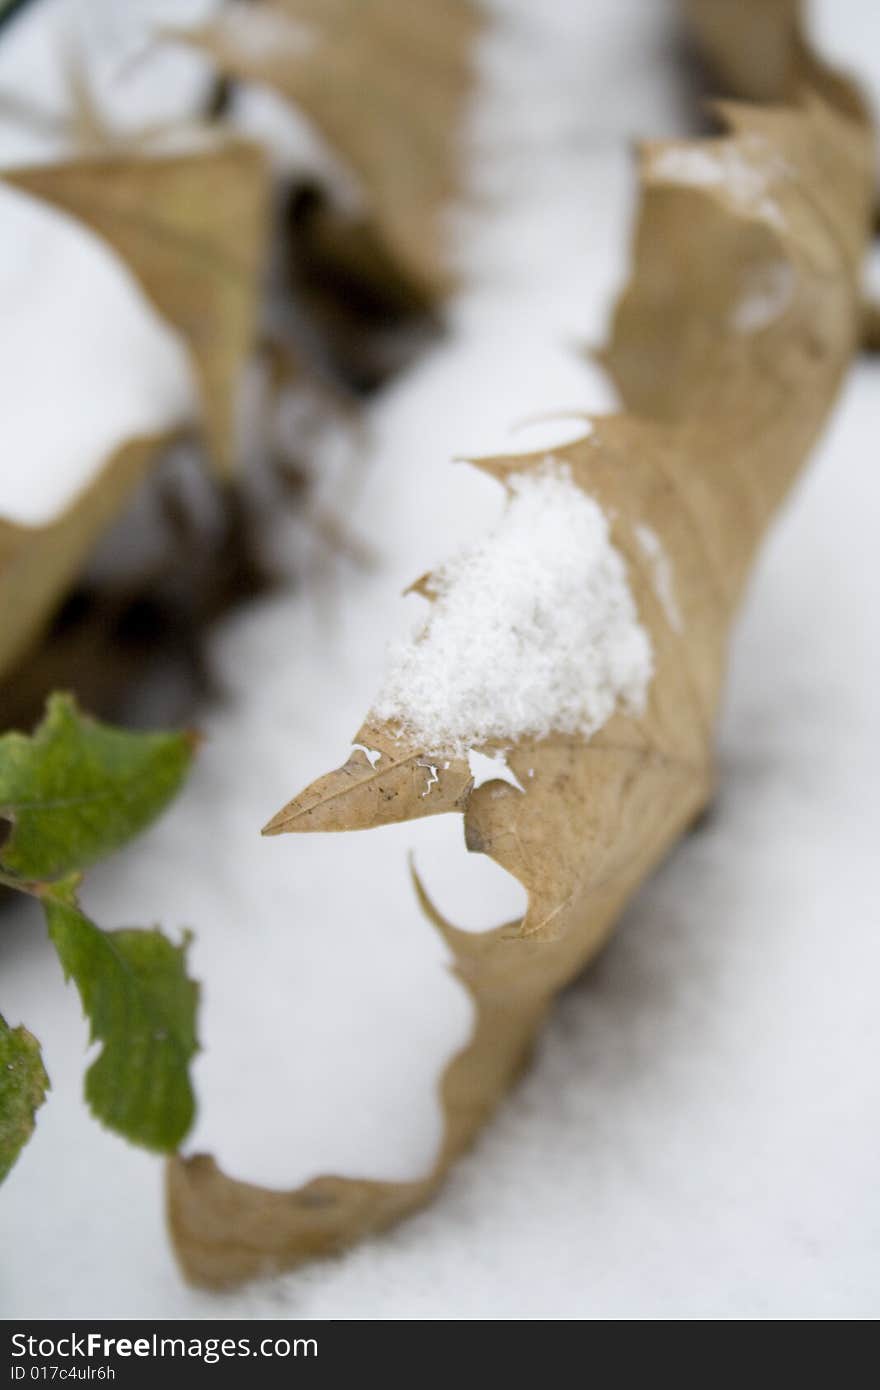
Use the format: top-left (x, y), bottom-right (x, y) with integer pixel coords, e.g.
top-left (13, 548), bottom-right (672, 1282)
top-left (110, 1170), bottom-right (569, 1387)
top-left (0, 1012), bottom-right (49, 1182)
top-left (43, 885), bottom-right (198, 1152)
top-left (0, 693), bottom-right (195, 883)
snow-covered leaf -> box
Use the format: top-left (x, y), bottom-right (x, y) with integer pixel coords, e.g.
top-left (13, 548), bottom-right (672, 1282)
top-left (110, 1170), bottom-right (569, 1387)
top-left (5, 139), bottom-right (270, 474)
top-left (167, 99), bottom-right (874, 1287)
top-left (0, 139), bottom-right (270, 686)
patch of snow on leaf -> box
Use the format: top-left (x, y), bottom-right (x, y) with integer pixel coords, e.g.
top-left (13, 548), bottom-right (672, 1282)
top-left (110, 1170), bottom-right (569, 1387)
top-left (468, 748), bottom-right (526, 793)
top-left (352, 744), bottom-right (382, 769)
top-left (634, 522), bottom-right (682, 632)
top-left (419, 761), bottom-right (440, 796)
top-left (372, 460), bottom-right (653, 755)
top-left (731, 261), bottom-right (795, 334)
top-left (649, 135), bottom-right (790, 230)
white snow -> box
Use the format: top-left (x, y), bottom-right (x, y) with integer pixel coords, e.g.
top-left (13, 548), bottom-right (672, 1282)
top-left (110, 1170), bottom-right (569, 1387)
top-left (0, 0), bottom-right (877, 1323)
top-left (0, 0), bottom-right (223, 162)
top-left (372, 461), bottom-right (653, 755)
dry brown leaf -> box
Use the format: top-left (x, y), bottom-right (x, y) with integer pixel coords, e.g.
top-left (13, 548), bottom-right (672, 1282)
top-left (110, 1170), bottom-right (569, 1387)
top-left (862, 296), bottom-right (880, 351)
top-left (683, 0), bottom-right (869, 122)
top-left (0, 438), bottom-right (163, 685)
top-left (169, 0), bottom-right (479, 298)
top-left (4, 140), bottom-right (271, 475)
top-left (167, 99), bottom-right (872, 1287)
top-left (0, 450), bottom-right (281, 734)
top-left (0, 140), bottom-right (270, 684)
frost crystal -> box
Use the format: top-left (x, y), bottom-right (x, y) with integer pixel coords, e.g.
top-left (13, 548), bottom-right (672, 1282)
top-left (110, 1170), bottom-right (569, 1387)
top-left (372, 461), bottom-right (653, 755)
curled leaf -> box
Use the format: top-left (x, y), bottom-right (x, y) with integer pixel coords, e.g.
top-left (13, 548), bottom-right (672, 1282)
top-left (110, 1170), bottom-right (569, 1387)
top-left (168, 101), bottom-right (872, 1286)
top-left (170, 0), bottom-right (479, 298)
top-left (683, 0), bottom-right (869, 123)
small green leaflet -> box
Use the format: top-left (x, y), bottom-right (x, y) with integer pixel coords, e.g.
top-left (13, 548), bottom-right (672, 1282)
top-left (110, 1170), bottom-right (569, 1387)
top-left (0, 692), bottom-right (195, 883)
top-left (44, 882), bottom-right (198, 1153)
top-left (0, 1013), bottom-right (49, 1182)
top-left (0, 693), bottom-right (200, 1176)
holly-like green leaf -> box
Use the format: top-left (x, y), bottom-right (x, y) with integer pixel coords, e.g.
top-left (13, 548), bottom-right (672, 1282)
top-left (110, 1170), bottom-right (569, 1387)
top-left (43, 884), bottom-right (198, 1152)
top-left (0, 693), bottom-right (195, 883)
top-left (0, 1013), bottom-right (49, 1182)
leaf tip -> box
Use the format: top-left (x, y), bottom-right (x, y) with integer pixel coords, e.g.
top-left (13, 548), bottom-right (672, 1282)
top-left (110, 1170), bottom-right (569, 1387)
top-left (261, 805), bottom-right (293, 836)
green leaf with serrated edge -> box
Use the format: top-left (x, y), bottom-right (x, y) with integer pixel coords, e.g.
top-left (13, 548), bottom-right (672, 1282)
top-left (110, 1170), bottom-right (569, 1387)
top-left (0, 1012), bottom-right (49, 1182)
top-left (0, 693), bottom-right (195, 883)
top-left (43, 881), bottom-right (198, 1152)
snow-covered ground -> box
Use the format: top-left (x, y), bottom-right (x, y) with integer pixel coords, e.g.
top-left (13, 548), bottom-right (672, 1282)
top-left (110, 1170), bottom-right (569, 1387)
top-left (0, 0), bottom-right (878, 1320)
